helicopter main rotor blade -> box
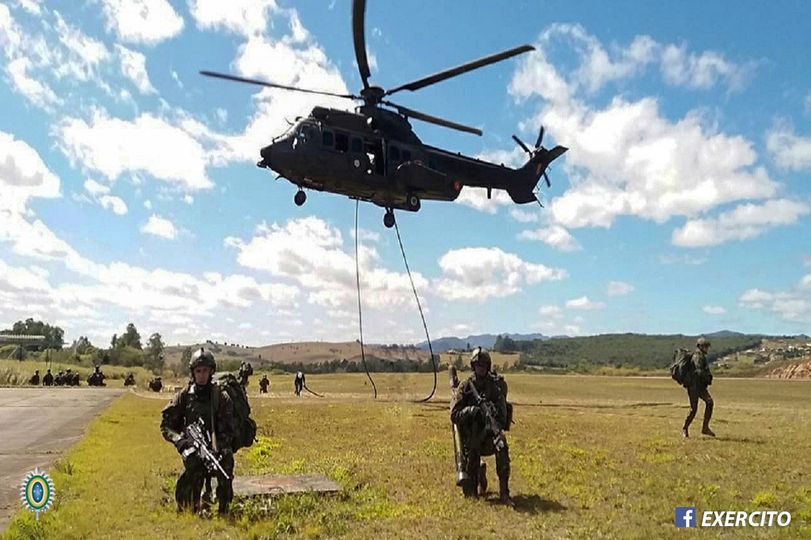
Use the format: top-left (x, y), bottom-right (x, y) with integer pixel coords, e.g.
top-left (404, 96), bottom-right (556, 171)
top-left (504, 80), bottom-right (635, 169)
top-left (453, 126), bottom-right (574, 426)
top-left (200, 71), bottom-right (359, 100)
top-left (386, 101), bottom-right (482, 136)
top-left (385, 44), bottom-right (534, 96)
top-left (352, 0), bottom-right (371, 89)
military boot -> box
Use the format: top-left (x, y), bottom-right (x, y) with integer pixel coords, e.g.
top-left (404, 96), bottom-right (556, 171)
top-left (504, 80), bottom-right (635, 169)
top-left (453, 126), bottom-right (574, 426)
top-left (701, 425), bottom-right (716, 437)
top-left (499, 478), bottom-right (514, 507)
top-left (478, 462), bottom-right (488, 495)
top-left (682, 428), bottom-right (689, 438)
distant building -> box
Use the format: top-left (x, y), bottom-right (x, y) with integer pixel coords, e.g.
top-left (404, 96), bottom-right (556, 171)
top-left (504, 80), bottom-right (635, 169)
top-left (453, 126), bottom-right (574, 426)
top-left (0, 334), bottom-right (47, 352)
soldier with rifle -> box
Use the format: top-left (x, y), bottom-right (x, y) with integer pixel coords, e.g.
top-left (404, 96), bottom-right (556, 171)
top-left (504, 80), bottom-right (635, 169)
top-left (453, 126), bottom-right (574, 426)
top-left (160, 348), bottom-right (236, 514)
top-left (450, 348), bottom-right (513, 505)
top-left (258, 374), bottom-right (270, 394)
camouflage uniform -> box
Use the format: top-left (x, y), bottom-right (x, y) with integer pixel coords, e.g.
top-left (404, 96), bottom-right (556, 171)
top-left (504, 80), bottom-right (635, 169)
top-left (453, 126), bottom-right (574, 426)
top-left (451, 349), bottom-right (511, 502)
top-left (124, 373), bottom-right (136, 386)
top-left (28, 371), bottom-right (40, 385)
top-left (683, 337), bottom-right (715, 437)
top-left (160, 357), bottom-right (236, 514)
top-left (42, 370), bottom-right (53, 386)
top-left (259, 375), bottom-right (269, 394)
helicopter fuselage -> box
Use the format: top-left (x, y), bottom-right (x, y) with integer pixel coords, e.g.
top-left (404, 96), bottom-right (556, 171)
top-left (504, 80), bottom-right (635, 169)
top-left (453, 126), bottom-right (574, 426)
top-left (259, 106), bottom-right (519, 212)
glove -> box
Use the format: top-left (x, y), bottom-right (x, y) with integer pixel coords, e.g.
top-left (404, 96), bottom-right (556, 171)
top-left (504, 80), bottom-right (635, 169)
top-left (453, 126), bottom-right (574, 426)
top-left (174, 435), bottom-right (193, 454)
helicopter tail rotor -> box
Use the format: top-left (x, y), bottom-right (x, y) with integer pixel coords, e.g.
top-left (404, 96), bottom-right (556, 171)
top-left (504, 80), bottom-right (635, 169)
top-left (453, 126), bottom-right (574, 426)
top-left (506, 129), bottom-right (567, 203)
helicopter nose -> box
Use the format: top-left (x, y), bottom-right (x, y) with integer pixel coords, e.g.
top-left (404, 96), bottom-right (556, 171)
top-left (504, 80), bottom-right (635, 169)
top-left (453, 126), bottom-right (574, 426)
top-left (259, 144), bottom-right (273, 168)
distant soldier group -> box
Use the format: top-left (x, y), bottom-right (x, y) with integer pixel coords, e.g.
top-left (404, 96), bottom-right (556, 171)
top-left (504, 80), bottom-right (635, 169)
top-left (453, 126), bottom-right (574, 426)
top-left (55, 369), bottom-right (80, 386)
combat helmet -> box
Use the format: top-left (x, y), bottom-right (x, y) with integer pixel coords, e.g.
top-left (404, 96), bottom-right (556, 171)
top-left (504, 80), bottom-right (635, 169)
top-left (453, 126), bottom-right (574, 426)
top-left (189, 347), bottom-right (217, 373)
top-left (696, 337), bottom-right (711, 348)
top-left (470, 347), bottom-right (492, 370)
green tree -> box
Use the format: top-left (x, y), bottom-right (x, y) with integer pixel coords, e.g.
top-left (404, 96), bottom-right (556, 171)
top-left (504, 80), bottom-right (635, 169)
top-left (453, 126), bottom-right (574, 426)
top-left (119, 323), bottom-right (142, 350)
top-left (2, 318), bottom-right (64, 349)
top-left (144, 333), bottom-right (165, 373)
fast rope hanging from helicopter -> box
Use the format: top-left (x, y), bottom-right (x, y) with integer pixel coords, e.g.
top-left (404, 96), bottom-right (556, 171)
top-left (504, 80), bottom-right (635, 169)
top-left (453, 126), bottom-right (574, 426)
top-left (354, 201), bottom-right (438, 402)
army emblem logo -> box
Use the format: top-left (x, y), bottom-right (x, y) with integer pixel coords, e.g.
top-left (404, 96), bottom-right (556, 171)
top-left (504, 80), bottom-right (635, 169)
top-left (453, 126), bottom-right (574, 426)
top-left (19, 467), bottom-right (55, 520)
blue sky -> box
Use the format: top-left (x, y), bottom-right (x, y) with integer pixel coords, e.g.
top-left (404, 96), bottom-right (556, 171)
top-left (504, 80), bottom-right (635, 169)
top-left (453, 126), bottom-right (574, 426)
top-left (1, 0), bottom-right (810, 347)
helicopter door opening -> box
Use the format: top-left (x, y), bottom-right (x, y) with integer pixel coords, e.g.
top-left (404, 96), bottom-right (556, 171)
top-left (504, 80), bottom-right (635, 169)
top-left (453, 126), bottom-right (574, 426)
top-left (364, 139), bottom-right (384, 176)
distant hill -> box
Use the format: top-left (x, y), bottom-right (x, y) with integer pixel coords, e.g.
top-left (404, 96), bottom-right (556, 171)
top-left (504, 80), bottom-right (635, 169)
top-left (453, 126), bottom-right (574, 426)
top-left (416, 333), bottom-right (548, 352)
top-left (514, 333), bottom-right (764, 370)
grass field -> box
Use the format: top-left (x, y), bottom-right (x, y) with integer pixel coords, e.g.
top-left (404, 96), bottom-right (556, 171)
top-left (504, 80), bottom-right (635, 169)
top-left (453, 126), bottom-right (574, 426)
top-left (4, 374), bottom-right (810, 539)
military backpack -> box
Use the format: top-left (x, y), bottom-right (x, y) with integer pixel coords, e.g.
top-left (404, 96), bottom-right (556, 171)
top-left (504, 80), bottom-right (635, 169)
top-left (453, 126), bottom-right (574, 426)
top-left (492, 373), bottom-right (513, 431)
top-left (213, 372), bottom-right (257, 452)
top-left (670, 349), bottom-right (695, 387)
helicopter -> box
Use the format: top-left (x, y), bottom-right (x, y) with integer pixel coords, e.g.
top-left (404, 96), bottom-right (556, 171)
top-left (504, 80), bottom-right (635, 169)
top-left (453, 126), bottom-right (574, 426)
top-left (202, 0), bottom-right (567, 229)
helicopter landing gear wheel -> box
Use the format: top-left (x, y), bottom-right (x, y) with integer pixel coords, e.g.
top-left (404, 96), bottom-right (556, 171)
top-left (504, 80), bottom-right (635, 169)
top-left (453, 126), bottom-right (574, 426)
top-left (383, 210), bottom-right (395, 229)
top-left (406, 193), bottom-right (421, 211)
top-left (294, 190), bottom-right (306, 206)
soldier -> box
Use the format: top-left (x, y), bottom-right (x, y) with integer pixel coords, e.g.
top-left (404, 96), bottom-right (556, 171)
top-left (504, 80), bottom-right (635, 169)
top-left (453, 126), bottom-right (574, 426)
top-left (42, 369), bottom-right (54, 386)
top-left (683, 337), bottom-right (715, 438)
top-left (28, 370), bottom-right (40, 386)
top-left (70, 369), bottom-right (80, 386)
top-left (124, 372), bottom-right (136, 386)
top-left (149, 377), bottom-right (163, 392)
top-left (160, 349), bottom-right (236, 515)
top-left (451, 348), bottom-right (513, 505)
top-left (88, 365), bottom-right (106, 386)
top-left (238, 362), bottom-right (253, 388)
top-left (258, 374), bottom-right (270, 394)
top-left (294, 371), bottom-right (305, 396)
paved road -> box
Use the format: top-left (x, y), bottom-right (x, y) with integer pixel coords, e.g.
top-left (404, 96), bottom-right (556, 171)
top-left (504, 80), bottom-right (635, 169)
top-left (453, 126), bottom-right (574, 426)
top-left (0, 387), bottom-right (123, 530)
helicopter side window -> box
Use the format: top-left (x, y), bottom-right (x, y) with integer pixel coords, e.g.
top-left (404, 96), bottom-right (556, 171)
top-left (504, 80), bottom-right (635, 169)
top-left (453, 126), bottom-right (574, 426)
top-left (335, 132), bottom-right (349, 153)
top-left (322, 130), bottom-right (334, 148)
top-left (298, 125), bottom-right (314, 143)
top-left (351, 137), bottom-right (363, 153)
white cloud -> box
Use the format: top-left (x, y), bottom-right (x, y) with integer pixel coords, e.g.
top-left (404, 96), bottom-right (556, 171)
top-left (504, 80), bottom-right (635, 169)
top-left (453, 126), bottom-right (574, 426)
top-left (56, 111), bottom-right (214, 191)
top-left (434, 247), bottom-right (566, 301)
top-left (225, 216), bottom-right (427, 310)
top-left (703, 305), bottom-right (726, 315)
top-left (672, 199), bottom-right (810, 248)
top-left (0, 131), bottom-right (61, 210)
top-left (115, 45), bottom-right (155, 94)
top-left (739, 284), bottom-right (810, 323)
top-left (98, 0), bottom-right (184, 45)
top-left (519, 224), bottom-right (581, 252)
top-left (606, 281), bottom-right (634, 296)
top-left (53, 12), bottom-right (110, 82)
top-left (144, 199), bottom-right (152, 210)
top-left (13, 0), bottom-right (42, 15)
top-left (660, 44), bottom-right (748, 90)
top-left (82, 179), bottom-right (127, 215)
top-left (509, 209), bottom-right (540, 223)
top-left (565, 296), bottom-right (605, 310)
top-left (509, 25), bottom-right (779, 243)
top-left (188, 0), bottom-right (277, 37)
top-left (455, 187), bottom-right (513, 214)
top-left (767, 123), bottom-right (811, 171)
top-left (538, 305), bottom-right (563, 318)
top-left (659, 253), bottom-right (707, 266)
top-left (141, 214), bottom-right (177, 239)
top-left (6, 57), bottom-right (60, 109)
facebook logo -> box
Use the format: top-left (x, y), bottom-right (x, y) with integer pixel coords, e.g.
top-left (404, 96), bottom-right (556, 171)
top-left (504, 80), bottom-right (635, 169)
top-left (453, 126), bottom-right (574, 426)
top-left (676, 507), bottom-right (697, 528)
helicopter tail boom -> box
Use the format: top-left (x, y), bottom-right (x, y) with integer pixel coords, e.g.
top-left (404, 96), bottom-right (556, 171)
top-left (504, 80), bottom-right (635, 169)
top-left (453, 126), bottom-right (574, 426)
top-left (508, 145), bottom-right (568, 203)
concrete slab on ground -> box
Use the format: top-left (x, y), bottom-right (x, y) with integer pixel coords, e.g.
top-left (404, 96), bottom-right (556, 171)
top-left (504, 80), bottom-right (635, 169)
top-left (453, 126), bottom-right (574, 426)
top-left (233, 474), bottom-right (342, 497)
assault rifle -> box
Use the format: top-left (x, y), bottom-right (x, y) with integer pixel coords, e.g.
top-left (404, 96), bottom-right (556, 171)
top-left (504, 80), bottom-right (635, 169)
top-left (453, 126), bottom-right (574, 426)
top-left (467, 380), bottom-right (506, 453)
top-left (182, 418), bottom-right (230, 480)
